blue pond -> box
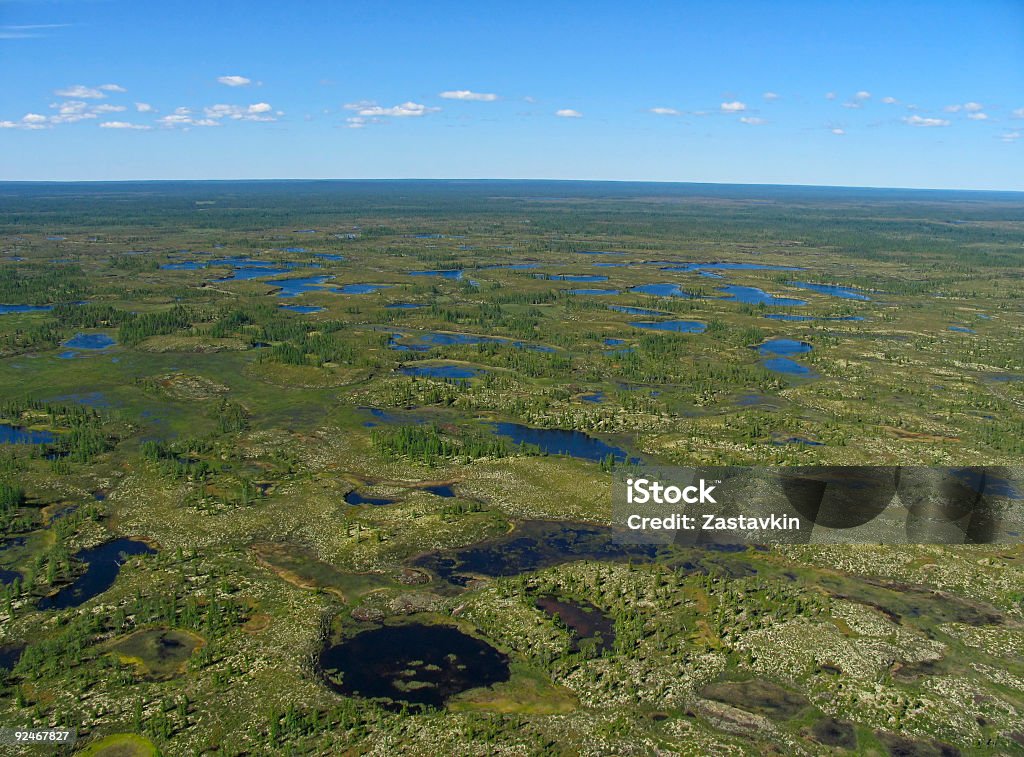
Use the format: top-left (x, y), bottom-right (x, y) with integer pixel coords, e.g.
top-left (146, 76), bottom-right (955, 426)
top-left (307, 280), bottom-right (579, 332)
top-left (216, 266), bottom-right (294, 281)
top-left (337, 284), bottom-right (392, 294)
top-left (0, 304), bottom-right (53, 314)
top-left (629, 283), bottom-right (694, 298)
top-left (608, 305), bottom-right (670, 317)
top-left (38, 538), bottom-right (156, 610)
top-left (592, 262), bottom-right (628, 268)
top-left (409, 270), bottom-right (464, 280)
top-left (269, 275), bottom-right (335, 297)
top-left (789, 282), bottom-right (871, 301)
top-left (386, 303), bottom-right (423, 309)
top-left (757, 338), bottom-right (813, 357)
top-left (762, 357), bottom-right (816, 377)
top-left (61, 333), bottom-right (116, 357)
top-left (719, 285), bottom-right (807, 306)
top-left (949, 326), bottom-right (976, 334)
top-left (0, 423), bottom-right (56, 444)
top-left (567, 289), bottom-right (620, 295)
top-left (401, 364), bottom-right (481, 379)
top-left (280, 247), bottom-right (308, 253)
top-left (280, 304), bottom-right (325, 314)
top-left (603, 338), bottom-right (625, 346)
top-left (580, 391), bottom-right (605, 403)
top-left (345, 490), bottom-right (398, 506)
top-left (630, 320), bottom-right (706, 333)
top-left (489, 422), bottom-right (636, 463)
top-left (774, 435), bottom-right (825, 446)
top-left (314, 253), bottom-right (346, 261)
top-left (481, 263), bottom-right (538, 270)
top-left (422, 484), bottom-right (456, 497)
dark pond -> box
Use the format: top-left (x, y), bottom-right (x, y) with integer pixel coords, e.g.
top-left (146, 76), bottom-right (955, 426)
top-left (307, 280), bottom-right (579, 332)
top-left (580, 391), bottom-right (605, 403)
top-left (719, 285), bottom-right (807, 306)
top-left (629, 283), bottom-right (694, 298)
top-left (536, 594), bottom-right (615, 653)
top-left (0, 642), bottom-right (25, 671)
top-left (270, 275), bottom-right (335, 297)
top-left (415, 520), bottom-right (661, 584)
top-left (409, 270), bottom-right (464, 280)
top-left (592, 262), bottom-right (628, 268)
top-left (0, 304), bottom-right (53, 314)
top-left (337, 283), bottom-right (392, 294)
top-left (421, 484), bottom-right (456, 498)
top-left (629, 320), bottom-right (706, 333)
top-left (385, 303), bottom-right (423, 309)
top-left (608, 305), bottom-right (671, 317)
top-left (701, 678), bottom-right (809, 720)
top-left (566, 289), bottom-right (620, 295)
top-left (489, 422), bottom-right (635, 462)
top-left (0, 423), bottom-right (56, 444)
top-left (756, 338), bottom-right (813, 357)
top-left (789, 282), bottom-right (871, 301)
top-left (603, 338), bottom-right (625, 346)
top-left (401, 364), bottom-right (481, 379)
top-left (215, 266), bottom-right (294, 282)
top-left (345, 490), bottom-right (398, 506)
top-left (773, 434), bottom-right (824, 446)
top-left (542, 274), bottom-right (608, 282)
top-left (1, 568), bottom-right (22, 585)
top-left (948, 325), bottom-right (976, 334)
top-left (280, 247), bottom-right (308, 253)
top-left (280, 304), bottom-right (325, 314)
top-left (319, 623), bottom-right (509, 710)
top-left (810, 718), bottom-right (857, 749)
top-left (38, 538), bottom-right (156, 610)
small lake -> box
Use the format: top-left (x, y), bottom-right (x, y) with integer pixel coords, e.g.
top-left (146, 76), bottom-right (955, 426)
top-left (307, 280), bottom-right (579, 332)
top-left (280, 247), bottom-right (308, 253)
top-left (336, 284), bottom-right (392, 294)
top-left (279, 304), bottom-right (325, 313)
top-left (0, 304), bottom-right (53, 314)
top-left (603, 338), bottom-right (625, 346)
top-left (1, 568), bottom-right (22, 586)
top-left (415, 521), bottom-right (661, 584)
top-left (409, 270), bottom-right (464, 280)
top-left (489, 422), bottom-right (635, 462)
top-left (385, 303), bottom-right (423, 309)
top-left (269, 275), bottom-right (335, 297)
top-left (63, 333), bottom-right (116, 350)
top-left (629, 320), bottom-right (706, 333)
top-left (789, 282), bottom-right (871, 301)
top-left (0, 642), bottom-right (25, 671)
top-left (756, 338), bottom-right (813, 357)
top-left (948, 325), bottom-right (976, 334)
top-left (37, 538), bottom-right (156, 610)
top-left (319, 623), bottom-right (510, 710)
top-left (421, 484), bottom-right (456, 497)
top-left (608, 305), bottom-right (671, 317)
top-left (580, 391), bottom-right (605, 403)
top-left (536, 594), bottom-right (615, 653)
top-left (0, 423), bottom-right (56, 444)
top-left (629, 283), bottom-right (694, 298)
top-left (761, 357), bottom-right (816, 377)
top-left (402, 364), bottom-right (481, 379)
top-left (719, 286), bottom-right (807, 306)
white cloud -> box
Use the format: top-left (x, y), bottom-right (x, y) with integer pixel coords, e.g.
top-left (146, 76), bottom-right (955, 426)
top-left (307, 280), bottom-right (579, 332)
top-left (903, 115), bottom-right (950, 127)
top-left (217, 75), bottom-right (251, 87)
top-left (854, 90), bottom-right (871, 100)
top-left (439, 90), bottom-right (498, 101)
top-left (555, 108), bottom-right (582, 118)
top-left (881, 96), bottom-right (898, 104)
top-left (344, 100), bottom-right (439, 118)
top-left (93, 104), bottom-right (126, 113)
top-left (739, 116), bottom-right (766, 125)
top-left (203, 102), bottom-right (278, 121)
top-left (720, 100), bottom-right (746, 112)
top-left (842, 101), bottom-right (862, 109)
top-left (1012, 108), bottom-right (1024, 119)
top-left (963, 102), bottom-right (983, 112)
top-left (648, 107), bottom-right (680, 116)
top-left (98, 83), bottom-right (126, 93)
top-left (100, 121), bottom-right (151, 130)
top-left (762, 92), bottom-right (779, 101)
top-left (135, 102), bottom-right (154, 113)
top-left (943, 104), bottom-right (962, 113)
top-left (54, 84), bottom-right (105, 99)
top-left (0, 121), bottom-right (16, 129)
top-left (825, 92), bottom-right (836, 100)
top-left (156, 111), bottom-right (220, 128)
top-left (967, 112), bottom-right (988, 121)
top-left (1000, 131), bottom-right (1020, 142)
top-left (831, 128), bottom-right (845, 135)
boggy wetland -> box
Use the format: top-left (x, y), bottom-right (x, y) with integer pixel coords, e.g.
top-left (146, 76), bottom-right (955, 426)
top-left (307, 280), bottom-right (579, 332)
top-left (0, 180), bottom-right (1023, 755)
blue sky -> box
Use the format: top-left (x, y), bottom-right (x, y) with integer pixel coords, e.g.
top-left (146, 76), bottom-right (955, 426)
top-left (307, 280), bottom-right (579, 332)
top-left (2, 0), bottom-right (1022, 189)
